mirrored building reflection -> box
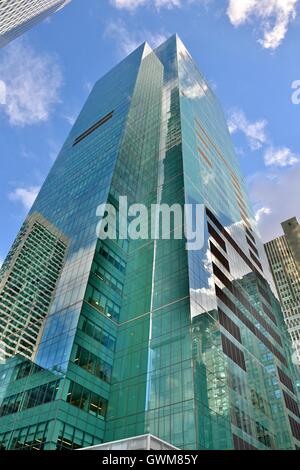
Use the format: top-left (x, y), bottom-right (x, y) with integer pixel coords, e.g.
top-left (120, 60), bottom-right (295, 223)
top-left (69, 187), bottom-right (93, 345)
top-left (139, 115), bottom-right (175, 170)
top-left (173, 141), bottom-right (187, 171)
top-left (0, 35), bottom-right (300, 450)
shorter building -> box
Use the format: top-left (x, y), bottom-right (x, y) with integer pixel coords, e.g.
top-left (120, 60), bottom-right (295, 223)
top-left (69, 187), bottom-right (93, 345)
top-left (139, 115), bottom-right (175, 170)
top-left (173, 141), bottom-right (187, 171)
top-left (0, 213), bottom-right (68, 361)
top-left (80, 434), bottom-right (178, 451)
top-left (265, 218), bottom-right (300, 364)
top-left (0, 0), bottom-right (71, 48)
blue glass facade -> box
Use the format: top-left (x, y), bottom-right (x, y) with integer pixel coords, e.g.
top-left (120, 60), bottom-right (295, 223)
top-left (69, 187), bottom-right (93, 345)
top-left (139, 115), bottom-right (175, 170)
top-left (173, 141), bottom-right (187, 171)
top-left (0, 35), bottom-right (300, 450)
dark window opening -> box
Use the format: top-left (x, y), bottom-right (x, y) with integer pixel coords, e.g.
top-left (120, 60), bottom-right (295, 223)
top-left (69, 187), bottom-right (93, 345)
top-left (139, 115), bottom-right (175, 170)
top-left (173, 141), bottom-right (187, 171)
top-left (73, 111), bottom-right (114, 146)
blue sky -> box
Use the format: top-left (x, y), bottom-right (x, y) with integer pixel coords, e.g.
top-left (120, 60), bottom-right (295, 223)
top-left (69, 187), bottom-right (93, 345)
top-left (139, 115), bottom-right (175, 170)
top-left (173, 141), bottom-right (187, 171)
top-left (0, 0), bottom-right (300, 264)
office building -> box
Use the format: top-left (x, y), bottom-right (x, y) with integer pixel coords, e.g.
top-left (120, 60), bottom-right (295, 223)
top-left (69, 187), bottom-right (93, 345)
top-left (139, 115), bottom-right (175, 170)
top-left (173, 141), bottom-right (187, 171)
top-left (0, 0), bottom-right (70, 48)
top-left (0, 35), bottom-right (300, 450)
top-left (265, 218), bottom-right (300, 364)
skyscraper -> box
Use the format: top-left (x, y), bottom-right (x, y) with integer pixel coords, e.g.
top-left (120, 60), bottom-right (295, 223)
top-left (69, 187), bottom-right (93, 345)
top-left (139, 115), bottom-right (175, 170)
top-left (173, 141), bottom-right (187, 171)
top-left (265, 218), bottom-right (300, 364)
top-left (0, 35), bottom-right (300, 451)
top-left (0, 0), bottom-right (71, 48)
top-left (0, 213), bottom-right (68, 361)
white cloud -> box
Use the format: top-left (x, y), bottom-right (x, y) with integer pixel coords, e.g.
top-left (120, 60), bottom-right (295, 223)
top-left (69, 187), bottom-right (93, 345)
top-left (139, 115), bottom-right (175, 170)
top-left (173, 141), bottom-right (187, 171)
top-left (111, 0), bottom-right (147, 9)
top-left (104, 19), bottom-right (168, 56)
top-left (255, 206), bottom-right (271, 223)
top-left (248, 163), bottom-right (300, 241)
top-left (264, 146), bottom-right (300, 167)
top-left (154, 0), bottom-right (181, 8)
top-left (228, 108), bottom-right (300, 170)
top-left (110, 0), bottom-right (181, 10)
top-left (0, 40), bottom-right (63, 126)
top-left (63, 113), bottom-right (77, 126)
top-left (227, 0), bottom-right (299, 49)
top-left (8, 186), bottom-right (40, 211)
top-left (228, 108), bottom-right (268, 150)
top-left (110, 0), bottom-right (297, 49)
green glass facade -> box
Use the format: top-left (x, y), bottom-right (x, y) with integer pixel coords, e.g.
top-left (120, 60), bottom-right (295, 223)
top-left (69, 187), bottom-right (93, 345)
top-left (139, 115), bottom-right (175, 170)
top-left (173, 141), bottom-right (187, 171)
top-left (0, 35), bottom-right (300, 450)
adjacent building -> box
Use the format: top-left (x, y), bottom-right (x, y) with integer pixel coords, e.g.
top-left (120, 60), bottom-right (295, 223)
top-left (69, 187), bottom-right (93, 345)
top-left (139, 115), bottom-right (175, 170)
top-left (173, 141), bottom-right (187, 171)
top-left (0, 35), bottom-right (300, 451)
top-left (265, 218), bottom-right (300, 365)
top-left (0, 213), bottom-right (68, 361)
top-left (0, 0), bottom-right (71, 48)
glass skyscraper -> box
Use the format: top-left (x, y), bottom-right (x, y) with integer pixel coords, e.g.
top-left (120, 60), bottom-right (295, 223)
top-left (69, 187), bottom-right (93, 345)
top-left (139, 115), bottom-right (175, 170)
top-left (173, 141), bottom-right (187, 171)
top-left (0, 35), bottom-right (300, 451)
top-left (0, 0), bottom-right (71, 48)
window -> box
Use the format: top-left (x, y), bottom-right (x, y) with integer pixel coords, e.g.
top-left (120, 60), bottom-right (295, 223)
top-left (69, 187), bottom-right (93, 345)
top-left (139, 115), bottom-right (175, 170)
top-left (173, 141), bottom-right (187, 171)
top-left (210, 242), bottom-right (230, 272)
top-left (56, 422), bottom-right (97, 450)
top-left (85, 284), bottom-right (120, 321)
top-left (0, 381), bottom-right (59, 418)
top-left (81, 317), bottom-right (116, 352)
top-left (66, 381), bottom-right (107, 418)
top-left (218, 308), bottom-right (242, 344)
top-left (221, 334), bottom-right (246, 371)
top-left (74, 345), bottom-right (112, 384)
top-left (73, 111), bottom-right (114, 146)
top-left (232, 434), bottom-right (257, 450)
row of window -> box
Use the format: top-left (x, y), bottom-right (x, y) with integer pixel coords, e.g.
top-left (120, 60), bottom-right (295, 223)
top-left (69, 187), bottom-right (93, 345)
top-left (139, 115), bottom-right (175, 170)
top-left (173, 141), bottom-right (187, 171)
top-left (216, 286), bottom-right (287, 367)
top-left (0, 421), bottom-right (49, 451)
top-left (231, 406), bottom-right (252, 437)
top-left (245, 227), bottom-right (256, 245)
top-left (262, 303), bottom-right (277, 325)
top-left (232, 433), bottom-right (257, 450)
top-left (66, 381), bottom-right (107, 418)
top-left (0, 381), bottom-right (59, 418)
top-left (250, 389), bottom-right (271, 418)
top-left (91, 261), bottom-right (123, 295)
top-left (207, 222), bottom-right (226, 252)
top-left (257, 283), bottom-right (271, 305)
top-left (246, 236), bottom-right (259, 257)
top-left (289, 415), bottom-right (300, 441)
top-left (249, 250), bottom-right (263, 272)
top-left (231, 407), bottom-right (275, 449)
top-left (56, 422), bottom-right (98, 450)
top-left (221, 333), bottom-right (246, 371)
top-left (81, 316), bottom-right (116, 352)
top-left (277, 367), bottom-right (295, 394)
top-left (227, 367), bottom-right (247, 400)
top-left (98, 243), bottom-right (126, 274)
top-left (206, 208), bottom-right (267, 291)
top-left (85, 284), bottom-right (120, 321)
top-left (74, 344), bottom-right (112, 384)
top-left (73, 110), bottom-right (114, 146)
top-left (210, 241), bottom-right (230, 272)
top-left (12, 361), bottom-right (44, 382)
top-left (235, 284), bottom-right (280, 345)
top-left (283, 390), bottom-right (300, 419)
top-left (218, 266), bottom-right (281, 346)
top-left (218, 307), bottom-right (242, 344)
top-left (0, 420), bottom-right (98, 451)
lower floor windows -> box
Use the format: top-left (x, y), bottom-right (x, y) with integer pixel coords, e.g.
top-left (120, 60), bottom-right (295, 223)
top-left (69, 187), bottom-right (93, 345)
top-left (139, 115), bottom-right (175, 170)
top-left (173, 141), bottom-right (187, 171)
top-left (81, 316), bottom-right (116, 352)
top-left (0, 420), bottom-right (99, 450)
top-left (0, 380), bottom-right (59, 418)
top-left (0, 421), bottom-right (49, 451)
top-left (56, 422), bottom-right (98, 450)
top-left (66, 381), bottom-right (107, 418)
top-left (85, 284), bottom-right (120, 321)
top-left (74, 344), bottom-right (112, 384)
